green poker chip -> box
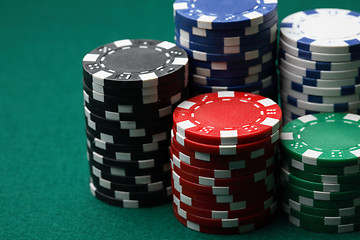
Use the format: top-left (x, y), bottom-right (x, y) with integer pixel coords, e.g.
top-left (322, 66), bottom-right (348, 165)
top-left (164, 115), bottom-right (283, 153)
top-left (282, 151), bottom-right (360, 175)
top-left (282, 189), bottom-right (360, 209)
top-left (281, 178), bottom-right (360, 201)
top-left (283, 203), bottom-right (360, 233)
top-left (280, 113), bottom-right (360, 167)
top-left (281, 168), bottom-right (360, 192)
top-left (283, 196), bottom-right (360, 217)
top-left (284, 203), bottom-right (360, 226)
top-left (283, 162), bottom-right (360, 184)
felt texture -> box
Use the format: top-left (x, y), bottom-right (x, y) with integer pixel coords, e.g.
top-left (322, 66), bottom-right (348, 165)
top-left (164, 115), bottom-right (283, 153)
top-left (1, 0), bottom-right (360, 239)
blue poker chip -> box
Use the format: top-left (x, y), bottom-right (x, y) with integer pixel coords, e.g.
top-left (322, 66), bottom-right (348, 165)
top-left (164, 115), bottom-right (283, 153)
top-left (176, 23), bottom-right (278, 47)
top-left (191, 82), bottom-right (278, 101)
top-left (178, 41), bottom-right (276, 62)
top-left (175, 15), bottom-right (278, 38)
top-left (189, 60), bottom-right (275, 78)
top-left (191, 72), bottom-right (276, 87)
top-left (176, 32), bottom-right (276, 54)
top-left (173, 0), bottom-right (278, 30)
top-left (192, 74), bottom-right (275, 92)
top-left (189, 50), bottom-right (276, 70)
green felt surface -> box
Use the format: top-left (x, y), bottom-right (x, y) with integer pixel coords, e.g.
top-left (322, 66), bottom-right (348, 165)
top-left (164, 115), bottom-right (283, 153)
top-left (1, 0), bottom-right (360, 239)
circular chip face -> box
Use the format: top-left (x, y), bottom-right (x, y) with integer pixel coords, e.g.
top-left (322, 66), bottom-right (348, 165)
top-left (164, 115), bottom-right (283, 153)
top-left (82, 39), bottom-right (188, 88)
top-left (173, 0), bottom-right (278, 30)
top-left (173, 91), bottom-right (281, 145)
top-left (280, 9), bottom-right (360, 54)
top-left (281, 113), bottom-right (360, 167)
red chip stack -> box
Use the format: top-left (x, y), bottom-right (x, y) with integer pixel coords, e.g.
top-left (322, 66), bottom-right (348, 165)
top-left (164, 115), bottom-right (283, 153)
top-left (170, 91), bottom-right (282, 234)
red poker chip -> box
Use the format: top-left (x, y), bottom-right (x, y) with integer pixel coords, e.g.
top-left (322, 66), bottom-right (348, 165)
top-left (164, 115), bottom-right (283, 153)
top-left (170, 145), bottom-right (276, 172)
top-left (172, 183), bottom-right (277, 211)
top-left (170, 147), bottom-right (276, 178)
top-left (171, 129), bottom-right (278, 163)
top-left (172, 128), bottom-right (280, 155)
top-left (172, 171), bottom-right (275, 196)
top-left (172, 204), bottom-right (275, 234)
top-left (173, 200), bottom-right (277, 228)
top-left (173, 91), bottom-right (282, 145)
top-left (171, 158), bottom-right (276, 187)
top-left (173, 194), bottom-right (275, 219)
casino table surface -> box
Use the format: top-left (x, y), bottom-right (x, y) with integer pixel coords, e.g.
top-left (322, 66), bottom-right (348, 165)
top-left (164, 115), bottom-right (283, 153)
top-left (1, 0), bottom-right (360, 239)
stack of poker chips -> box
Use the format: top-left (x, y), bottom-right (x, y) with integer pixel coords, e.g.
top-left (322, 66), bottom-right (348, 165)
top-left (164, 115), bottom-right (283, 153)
top-left (170, 91), bottom-right (282, 234)
top-left (280, 113), bottom-right (360, 233)
top-left (279, 9), bottom-right (360, 125)
top-left (82, 39), bottom-right (188, 208)
top-left (173, 0), bottom-right (278, 100)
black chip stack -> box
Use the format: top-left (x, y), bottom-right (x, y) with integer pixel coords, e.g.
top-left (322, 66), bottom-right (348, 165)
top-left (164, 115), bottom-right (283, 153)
top-left (82, 39), bottom-right (188, 208)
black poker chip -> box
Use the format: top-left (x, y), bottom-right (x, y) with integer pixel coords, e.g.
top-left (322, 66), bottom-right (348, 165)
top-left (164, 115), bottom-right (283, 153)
top-left (86, 124), bottom-right (171, 145)
top-left (82, 39), bottom-right (188, 89)
top-left (87, 140), bottom-right (169, 162)
top-left (82, 39), bottom-right (188, 207)
top-left (90, 182), bottom-right (172, 208)
top-left (84, 105), bottom-right (173, 130)
top-left (89, 155), bottom-right (170, 177)
top-left (90, 165), bottom-right (171, 185)
top-left (83, 100), bottom-right (176, 122)
top-left (87, 148), bottom-right (170, 170)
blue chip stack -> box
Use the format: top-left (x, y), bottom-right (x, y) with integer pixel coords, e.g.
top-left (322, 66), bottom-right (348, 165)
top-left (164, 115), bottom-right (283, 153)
top-left (279, 9), bottom-right (360, 125)
top-left (173, 0), bottom-right (278, 100)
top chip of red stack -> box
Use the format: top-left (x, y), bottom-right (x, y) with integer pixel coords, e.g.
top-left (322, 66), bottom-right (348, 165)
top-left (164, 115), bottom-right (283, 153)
top-left (173, 91), bottom-right (282, 145)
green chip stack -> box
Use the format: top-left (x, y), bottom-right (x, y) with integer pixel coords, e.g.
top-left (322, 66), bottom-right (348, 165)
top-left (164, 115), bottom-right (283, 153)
top-left (280, 113), bottom-right (360, 233)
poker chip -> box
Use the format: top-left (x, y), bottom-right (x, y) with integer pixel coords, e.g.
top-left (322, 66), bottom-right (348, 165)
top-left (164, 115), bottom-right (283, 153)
top-left (191, 75), bottom-right (274, 94)
top-left (190, 51), bottom-right (275, 71)
top-left (82, 39), bottom-right (188, 207)
top-left (176, 22), bottom-right (278, 46)
top-left (280, 49), bottom-right (360, 71)
top-left (170, 92), bottom-right (280, 233)
top-left (280, 113), bottom-right (360, 233)
top-left (282, 202), bottom-right (360, 233)
top-left (279, 9), bottom-right (360, 120)
top-left (280, 39), bottom-right (360, 62)
top-left (280, 9), bottom-right (360, 54)
top-left (281, 88), bottom-right (360, 105)
top-left (173, 0), bottom-right (278, 100)
top-left (281, 92), bottom-right (360, 112)
top-left (283, 195), bottom-right (360, 217)
top-left (280, 67), bottom-right (360, 88)
top-left (173, 91), bottom-right (281, 145)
